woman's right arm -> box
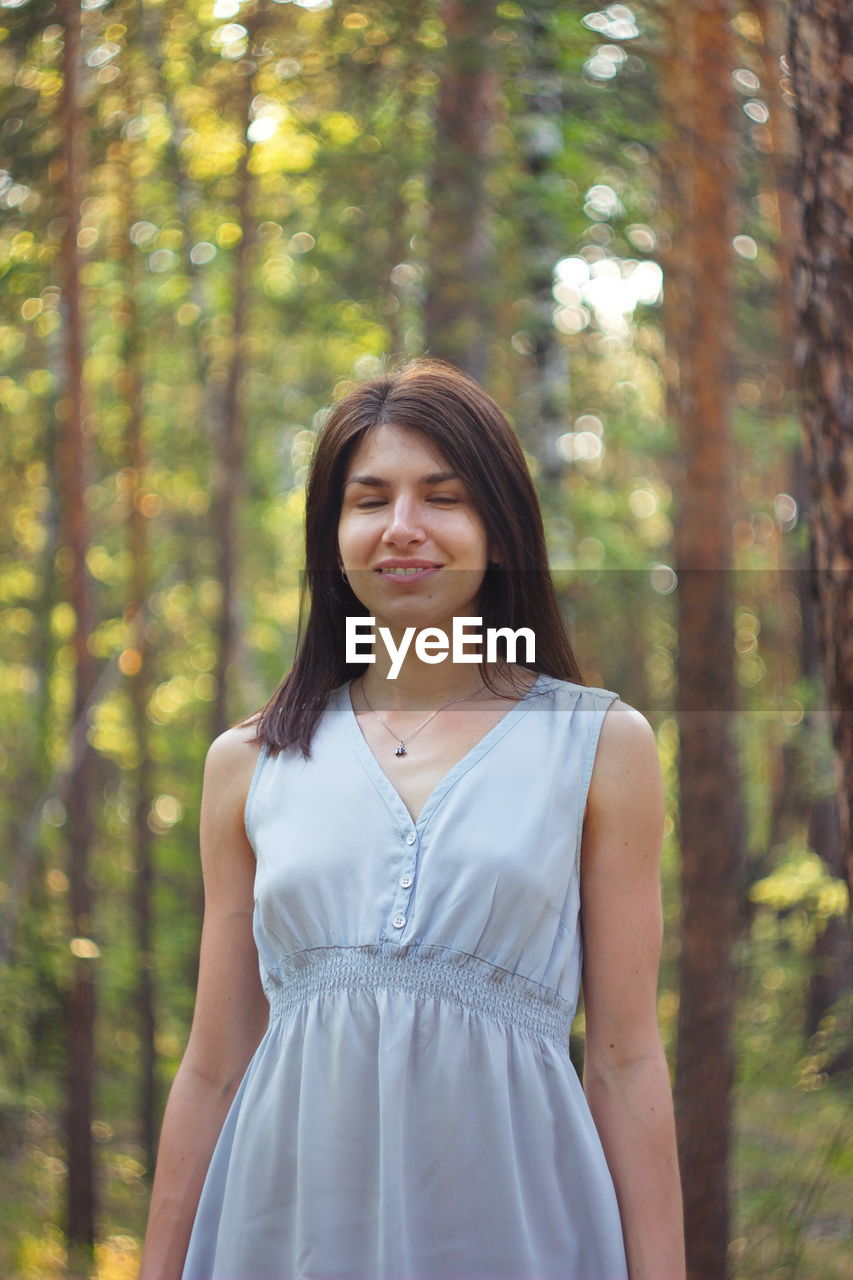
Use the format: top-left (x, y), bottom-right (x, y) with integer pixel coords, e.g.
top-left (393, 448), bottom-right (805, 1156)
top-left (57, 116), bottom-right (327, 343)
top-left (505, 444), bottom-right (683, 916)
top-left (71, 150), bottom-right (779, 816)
top-left (138, 725), bottom-right (270, 1280)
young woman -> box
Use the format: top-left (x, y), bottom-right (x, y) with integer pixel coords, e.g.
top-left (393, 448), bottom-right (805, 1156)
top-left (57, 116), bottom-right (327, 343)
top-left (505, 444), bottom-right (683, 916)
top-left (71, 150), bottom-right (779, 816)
top-left (140, 358), bottom-right (685, 1280)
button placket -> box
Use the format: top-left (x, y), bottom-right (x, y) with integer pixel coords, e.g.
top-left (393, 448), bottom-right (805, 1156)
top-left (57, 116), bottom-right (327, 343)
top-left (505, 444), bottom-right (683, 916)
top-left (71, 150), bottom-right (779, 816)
top-left (388, 828), bottom-right (419, 935)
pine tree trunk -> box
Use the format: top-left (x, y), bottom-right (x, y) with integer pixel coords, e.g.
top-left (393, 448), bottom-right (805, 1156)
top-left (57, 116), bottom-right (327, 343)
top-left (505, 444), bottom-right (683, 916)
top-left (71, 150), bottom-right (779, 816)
top-left (379, 0), bottom-right (429, 362)
top-left (754, 0), bottom-right (799, 384)
top-left (514, 6), bottom-right (571, 478)
top-left (788, 0), bottom-right (853, 897)
top-left (423, 0), bottom-right (500, 381)
top-left (750, 0), bottom-right (852, 1043)
top-left (665, 4), bottom-right (744, 1278)
top-left (211, 9), bottom-right (262, 738)
top-left (115, 114), bottom-right (159, 1175)
top-left (59, 0), bottom-right (97, 1259)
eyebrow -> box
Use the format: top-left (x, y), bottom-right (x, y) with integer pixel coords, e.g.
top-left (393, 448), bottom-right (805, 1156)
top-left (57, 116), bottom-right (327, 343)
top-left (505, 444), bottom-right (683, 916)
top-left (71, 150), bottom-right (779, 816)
top-left (343, 470), bottom-right (462, 488)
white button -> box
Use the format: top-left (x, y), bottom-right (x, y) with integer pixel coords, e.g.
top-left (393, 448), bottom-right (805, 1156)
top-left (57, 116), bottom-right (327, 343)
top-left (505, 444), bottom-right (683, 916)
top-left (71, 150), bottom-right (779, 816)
top-left (406, 831), bottom-right (416, 845)
top-left (392, 914), bottom-right (406, 929)
top-left (400, 874), bottom-right (413, 889)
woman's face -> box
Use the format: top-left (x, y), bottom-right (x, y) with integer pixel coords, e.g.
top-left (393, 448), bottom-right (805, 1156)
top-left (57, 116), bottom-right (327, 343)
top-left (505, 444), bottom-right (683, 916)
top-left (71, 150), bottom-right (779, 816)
top-left (337, 423), bottom-right (498, 637)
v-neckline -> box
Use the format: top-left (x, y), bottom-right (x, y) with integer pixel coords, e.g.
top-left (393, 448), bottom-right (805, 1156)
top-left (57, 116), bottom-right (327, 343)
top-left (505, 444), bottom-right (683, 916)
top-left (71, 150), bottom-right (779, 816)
top-left (339, 673), bottom-right (549, 831)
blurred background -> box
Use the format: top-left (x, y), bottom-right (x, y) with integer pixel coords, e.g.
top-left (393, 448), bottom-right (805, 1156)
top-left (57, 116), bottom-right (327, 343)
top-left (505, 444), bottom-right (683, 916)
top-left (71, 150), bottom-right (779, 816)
top-left (0, 1), bottom-right (850, 1277)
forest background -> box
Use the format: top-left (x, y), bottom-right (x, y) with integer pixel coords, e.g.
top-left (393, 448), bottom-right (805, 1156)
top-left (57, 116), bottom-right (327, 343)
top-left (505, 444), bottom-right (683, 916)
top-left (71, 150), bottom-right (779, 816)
top-left (0, 1), bottom-right (850, 1278)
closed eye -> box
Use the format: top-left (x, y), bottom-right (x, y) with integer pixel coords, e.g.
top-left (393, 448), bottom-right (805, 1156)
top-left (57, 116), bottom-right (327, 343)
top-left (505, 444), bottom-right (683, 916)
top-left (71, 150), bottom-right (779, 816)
top-left (357, 496), bottom-right (460, 508)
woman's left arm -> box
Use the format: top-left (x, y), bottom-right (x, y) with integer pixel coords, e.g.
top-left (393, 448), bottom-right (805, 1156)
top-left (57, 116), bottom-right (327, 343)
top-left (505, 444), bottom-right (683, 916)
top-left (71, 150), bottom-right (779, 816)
top-left (579, 700), bottom-right (686, 1280)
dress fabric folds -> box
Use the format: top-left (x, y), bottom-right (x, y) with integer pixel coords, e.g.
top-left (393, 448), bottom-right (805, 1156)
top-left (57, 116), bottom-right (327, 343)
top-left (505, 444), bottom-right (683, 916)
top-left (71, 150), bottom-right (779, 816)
top-left (182, 674), bottom-right (630, 1280)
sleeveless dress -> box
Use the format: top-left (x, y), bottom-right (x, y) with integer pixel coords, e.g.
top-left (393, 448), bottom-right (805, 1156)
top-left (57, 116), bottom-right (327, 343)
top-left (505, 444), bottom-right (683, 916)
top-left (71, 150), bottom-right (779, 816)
top-left (182, 673), bottom-right (629, 1280)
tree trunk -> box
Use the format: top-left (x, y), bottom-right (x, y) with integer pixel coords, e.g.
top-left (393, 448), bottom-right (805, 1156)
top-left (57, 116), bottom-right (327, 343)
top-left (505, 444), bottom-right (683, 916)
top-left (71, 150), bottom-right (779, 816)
top-left (749, 0), bottom-right (852, 1043)
top-left (127, 360), bottom-right (159, 1177)
top-left (113, 72), bottom-right (159, 1173)
top-left (211, 9), bottom-right (262, 739)
top-left (58, 0), bottom-right (97, 1259)
top-left (379, 0), bottom-right (429, 363)
top-left (753, 0), bottom-right (800, 387)
top-left (513, 6), bottom-right (572, 477)
top-left (787, 0), bottom-right (853, 897)
top-left (665, 4), bottom-right (744, 1278)
top-left (423, 0), bottom-right (500, 381)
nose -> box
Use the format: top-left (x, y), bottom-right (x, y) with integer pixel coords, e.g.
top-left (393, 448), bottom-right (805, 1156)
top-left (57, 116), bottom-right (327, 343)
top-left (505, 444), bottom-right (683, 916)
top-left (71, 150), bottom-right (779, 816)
top-left (381, 492), bottom-right (427, 546)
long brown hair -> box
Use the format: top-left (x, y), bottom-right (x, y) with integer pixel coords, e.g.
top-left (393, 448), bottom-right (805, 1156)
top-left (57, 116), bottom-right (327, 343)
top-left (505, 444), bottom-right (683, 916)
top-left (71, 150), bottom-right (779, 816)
top-left (238, 357), bottom-right (585, 756)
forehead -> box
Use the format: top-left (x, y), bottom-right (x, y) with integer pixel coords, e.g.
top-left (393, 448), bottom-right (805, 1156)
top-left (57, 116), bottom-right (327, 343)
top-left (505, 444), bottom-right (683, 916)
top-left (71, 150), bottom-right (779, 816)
top-left (343, 423), bottom-right (451, 476)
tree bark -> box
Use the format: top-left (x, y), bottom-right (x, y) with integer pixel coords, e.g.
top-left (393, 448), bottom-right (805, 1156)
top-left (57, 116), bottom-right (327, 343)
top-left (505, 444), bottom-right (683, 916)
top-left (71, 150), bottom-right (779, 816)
top-left (211, 9), bottom-right (262, 739)
top-left (423, 0), bottom-right (500, 381)
top-left (114, 78), bottom-right (159, 1173)
top-left (752, 0), bottom-right (800, 385)
top-left (513, 5), bottom-right (572, 477)
top-left (788, 0), bottom-right (853, 897)
top-left (379, 0), bottom-right (429, 363)
top-left (58, 0), bottom-right (97, 1259)
top-left (665, 4), bottom-right (744, 1278)
top-left (749, 0), bottom-right (852, 1043)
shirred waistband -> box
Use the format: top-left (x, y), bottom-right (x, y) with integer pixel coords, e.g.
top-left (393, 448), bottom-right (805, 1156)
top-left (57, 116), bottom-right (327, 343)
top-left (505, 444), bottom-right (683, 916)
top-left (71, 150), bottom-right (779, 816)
top-left (265, 945), bottom-right (573, 1046)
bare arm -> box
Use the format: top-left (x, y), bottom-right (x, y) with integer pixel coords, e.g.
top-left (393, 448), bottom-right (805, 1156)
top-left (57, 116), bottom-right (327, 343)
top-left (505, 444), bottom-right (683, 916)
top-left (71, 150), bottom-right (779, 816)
top-left (579, 701), bottom-right (686, 1280)
top-left (138, 726), bottom-right (270, 1280)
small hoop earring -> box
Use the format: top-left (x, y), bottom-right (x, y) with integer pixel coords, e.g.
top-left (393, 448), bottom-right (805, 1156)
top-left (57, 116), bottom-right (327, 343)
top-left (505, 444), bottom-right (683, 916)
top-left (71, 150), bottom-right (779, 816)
top-left (340, 567), bottom-right (349, 584)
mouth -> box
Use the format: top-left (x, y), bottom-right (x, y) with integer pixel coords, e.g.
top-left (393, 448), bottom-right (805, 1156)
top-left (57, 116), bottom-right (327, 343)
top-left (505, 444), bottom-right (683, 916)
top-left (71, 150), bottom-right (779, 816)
top-left (375, 565), bottom-right (441, 583)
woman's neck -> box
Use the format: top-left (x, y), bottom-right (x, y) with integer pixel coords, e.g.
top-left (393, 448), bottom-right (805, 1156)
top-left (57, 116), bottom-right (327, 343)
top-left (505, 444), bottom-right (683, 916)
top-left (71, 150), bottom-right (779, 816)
top-left (353, 662), bottom-right (531, 712)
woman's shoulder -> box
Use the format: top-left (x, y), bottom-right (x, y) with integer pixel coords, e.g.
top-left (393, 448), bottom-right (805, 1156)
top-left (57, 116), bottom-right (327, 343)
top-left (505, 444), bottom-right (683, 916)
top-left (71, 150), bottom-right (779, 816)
top-left (203, 717), bottom-right (265, 794)
top-left (537, 673), bottom-right (622, 705)
top-left (586, 695), bottom-right (662, 814)
top-left (532, 675), bottom-right (656, 778)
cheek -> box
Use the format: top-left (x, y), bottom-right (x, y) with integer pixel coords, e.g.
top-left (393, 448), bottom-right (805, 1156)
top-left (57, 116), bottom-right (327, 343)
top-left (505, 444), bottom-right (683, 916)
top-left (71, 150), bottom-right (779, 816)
top-left (338, 514), bottom-right (377, 559)
top-left (337, 513), bottom-right (359, 544)
top-left (458, 506), bottom-right (486, 533)
top-left (458, 512), bottom-right (490, 549)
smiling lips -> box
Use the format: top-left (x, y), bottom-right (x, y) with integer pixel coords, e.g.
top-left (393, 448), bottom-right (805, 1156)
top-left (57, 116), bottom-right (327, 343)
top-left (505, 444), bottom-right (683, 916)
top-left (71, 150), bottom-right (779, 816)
top-left (376, 564), bottom-right (441, 582)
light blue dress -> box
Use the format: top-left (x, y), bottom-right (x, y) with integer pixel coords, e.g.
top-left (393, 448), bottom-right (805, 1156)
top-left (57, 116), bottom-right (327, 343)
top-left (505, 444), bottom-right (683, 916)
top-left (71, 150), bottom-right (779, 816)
top-left (182, 673), bottom-right (629, 1280)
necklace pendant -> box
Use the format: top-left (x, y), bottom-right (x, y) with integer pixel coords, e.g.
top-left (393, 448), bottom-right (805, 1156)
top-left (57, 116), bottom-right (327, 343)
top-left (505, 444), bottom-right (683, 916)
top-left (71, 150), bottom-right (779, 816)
top-left (395, 742), bottom-right (407, 757)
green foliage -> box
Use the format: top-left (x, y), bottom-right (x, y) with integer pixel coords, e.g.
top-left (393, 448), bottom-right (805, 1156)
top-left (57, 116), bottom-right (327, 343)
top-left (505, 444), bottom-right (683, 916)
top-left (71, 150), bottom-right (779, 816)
top-left (0, 1), bottom-right (848, 1276)
top-left (751, 843), bottom-right (849, 925)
